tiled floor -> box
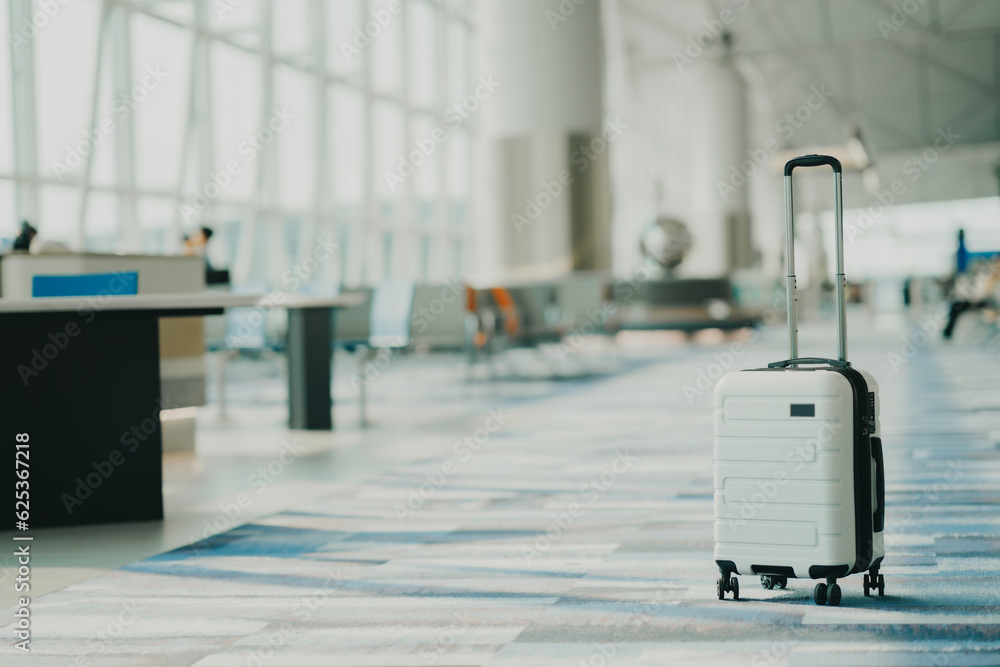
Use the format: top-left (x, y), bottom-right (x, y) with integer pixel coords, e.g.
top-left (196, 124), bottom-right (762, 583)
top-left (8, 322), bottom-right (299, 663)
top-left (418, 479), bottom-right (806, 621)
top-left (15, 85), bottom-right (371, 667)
top-left (2, 312), bottom-right (999, 665)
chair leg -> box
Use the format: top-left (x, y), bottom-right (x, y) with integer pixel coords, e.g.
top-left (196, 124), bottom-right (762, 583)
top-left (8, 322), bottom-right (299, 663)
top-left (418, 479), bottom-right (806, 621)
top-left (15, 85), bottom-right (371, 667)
top-left (213, 350), bottom-right (231, 423)
top-left (358, 347), bottom-right (375, 427)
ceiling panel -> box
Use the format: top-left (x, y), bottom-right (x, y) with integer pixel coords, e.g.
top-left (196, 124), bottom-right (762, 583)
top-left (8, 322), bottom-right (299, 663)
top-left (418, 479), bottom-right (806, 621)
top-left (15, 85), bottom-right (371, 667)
top-left (621, 0), bottom-right (1000, 155)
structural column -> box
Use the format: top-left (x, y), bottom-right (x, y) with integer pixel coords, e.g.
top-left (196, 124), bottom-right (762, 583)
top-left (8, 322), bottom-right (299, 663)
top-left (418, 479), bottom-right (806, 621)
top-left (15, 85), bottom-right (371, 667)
top-left (9, 0), bottom-right (41, 229)
top-left (475, 0), bottom-right (610, 283)
top-left (688, 55), bottom-right (753, 276)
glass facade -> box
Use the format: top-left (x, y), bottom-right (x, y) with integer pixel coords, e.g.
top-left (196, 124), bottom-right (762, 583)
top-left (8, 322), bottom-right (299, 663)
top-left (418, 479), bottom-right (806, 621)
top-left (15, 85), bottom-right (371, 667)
top-left (0, 0), bottom-right (475, 288)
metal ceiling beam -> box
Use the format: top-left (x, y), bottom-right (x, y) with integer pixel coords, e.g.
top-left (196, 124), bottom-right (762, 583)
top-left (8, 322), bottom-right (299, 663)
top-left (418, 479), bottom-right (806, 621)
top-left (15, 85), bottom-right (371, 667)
top-left (856, 107), bottom-right (925, 148)
top-left (619, 0), bottom-right (692, 43)
top-left (918, 44), bottom-right (933, 145)
top-left (726, 19), bottom-right (1000, 57)
top-left (942, 87), bottom-right (997, 139)
top-left (859, 0), bottom-right (1000, 101)
top-left (757, 0), bottom-right (857, 126)
top-left (940, 0), bottom-right (987, 29)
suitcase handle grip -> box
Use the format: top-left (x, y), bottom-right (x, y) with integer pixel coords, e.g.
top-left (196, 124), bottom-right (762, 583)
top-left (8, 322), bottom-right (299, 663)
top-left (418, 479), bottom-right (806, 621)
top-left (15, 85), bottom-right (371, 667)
top-left (872, 437), bottom-right (885, 532)
top-left (767, 357), bottom-right (850, 368)
top-left (784, 154), bottom-right (842, 176)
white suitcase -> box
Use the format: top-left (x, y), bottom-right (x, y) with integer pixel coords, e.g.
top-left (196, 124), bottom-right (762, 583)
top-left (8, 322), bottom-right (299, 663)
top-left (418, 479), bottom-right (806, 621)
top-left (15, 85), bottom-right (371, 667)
top-left (713, 155), bottom-right (886, 606)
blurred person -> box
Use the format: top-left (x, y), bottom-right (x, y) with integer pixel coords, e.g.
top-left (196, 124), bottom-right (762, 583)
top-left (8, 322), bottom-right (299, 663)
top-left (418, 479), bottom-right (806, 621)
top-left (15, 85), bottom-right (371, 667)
top-left (10, 220), bottom-right (70, 254)
top-left (183, 226), bottom-right (230, 285)
top-left (956, 228), bottom-right (970, 273)
top-left (11, 221), bottom-right (36, 251)
top-left (943, 256), bottom-right (1000, 339)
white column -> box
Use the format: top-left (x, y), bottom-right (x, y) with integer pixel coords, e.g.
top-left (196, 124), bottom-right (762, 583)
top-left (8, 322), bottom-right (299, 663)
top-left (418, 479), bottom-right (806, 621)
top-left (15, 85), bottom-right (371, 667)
top-left (474, 0), bottom-right (607, 283)
top-left (8, 0), bottom-right (40, 228)
top-left (110, 5), bottom-right (139, 253)
top-left (687, 57), bottom-right (751, 277)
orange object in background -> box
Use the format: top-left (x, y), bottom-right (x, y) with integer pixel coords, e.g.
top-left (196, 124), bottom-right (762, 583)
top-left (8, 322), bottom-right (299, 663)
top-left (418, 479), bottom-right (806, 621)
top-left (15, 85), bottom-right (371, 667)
top-left (490, 287), bottom-right (519, 335)
top-left (466, 285), bottom-right (477, 313)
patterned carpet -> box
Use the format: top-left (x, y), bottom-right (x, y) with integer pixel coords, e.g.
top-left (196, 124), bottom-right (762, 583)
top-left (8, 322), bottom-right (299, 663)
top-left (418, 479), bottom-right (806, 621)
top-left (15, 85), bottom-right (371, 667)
top-left (3, 321), bottom-right (999, 666)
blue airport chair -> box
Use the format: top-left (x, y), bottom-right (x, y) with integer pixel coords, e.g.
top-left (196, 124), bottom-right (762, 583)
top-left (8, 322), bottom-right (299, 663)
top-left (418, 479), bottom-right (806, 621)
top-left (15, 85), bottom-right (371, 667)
top-left (369, 278), bottom-right (414, 348)
top-left (204, 282), bottom-right (279, 422)
top-left (32, 272), bottom-right (139, 297)
top-left (357, 278), bottom-right (415, 425)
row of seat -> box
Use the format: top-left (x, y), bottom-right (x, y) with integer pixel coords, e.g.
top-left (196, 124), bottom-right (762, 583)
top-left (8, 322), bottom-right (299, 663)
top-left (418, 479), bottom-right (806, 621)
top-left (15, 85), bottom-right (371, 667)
top-left (207, 272), bottom-right (758, 423)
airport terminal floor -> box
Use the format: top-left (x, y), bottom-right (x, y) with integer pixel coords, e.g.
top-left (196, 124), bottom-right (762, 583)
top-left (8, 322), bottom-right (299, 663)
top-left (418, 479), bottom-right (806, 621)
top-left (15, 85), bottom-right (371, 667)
top-left (2, 311), bottom-right (999, 666)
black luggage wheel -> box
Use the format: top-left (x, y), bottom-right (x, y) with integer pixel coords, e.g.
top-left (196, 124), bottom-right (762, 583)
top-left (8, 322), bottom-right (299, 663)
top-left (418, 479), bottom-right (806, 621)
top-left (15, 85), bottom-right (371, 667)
top-left (863, 567), bottom-right (885, 597)
top-left (814, 577), bottom-right (843, 606)
top-left (717, 573), bottom-right (739, 601)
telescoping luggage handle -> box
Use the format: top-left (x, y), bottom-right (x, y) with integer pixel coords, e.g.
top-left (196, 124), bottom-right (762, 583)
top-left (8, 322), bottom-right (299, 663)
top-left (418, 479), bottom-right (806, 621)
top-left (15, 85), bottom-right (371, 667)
top-left (779, 154), bottom-right (848, 367)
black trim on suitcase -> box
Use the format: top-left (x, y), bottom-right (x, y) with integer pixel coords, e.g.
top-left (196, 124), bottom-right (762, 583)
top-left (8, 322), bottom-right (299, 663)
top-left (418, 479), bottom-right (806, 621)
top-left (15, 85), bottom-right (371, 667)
top-left (829, 366), bottom-right (876, 575)
top-left (872, 437), bottom-right (885, 533)
top-left (715, 559), bottom-right (737, 575)
top-left (768, 357), bottom-right (849, 368)
top-left (808, 564), bottom-right (850, 579)
top-left (751, 565), bottom-right (795, 577)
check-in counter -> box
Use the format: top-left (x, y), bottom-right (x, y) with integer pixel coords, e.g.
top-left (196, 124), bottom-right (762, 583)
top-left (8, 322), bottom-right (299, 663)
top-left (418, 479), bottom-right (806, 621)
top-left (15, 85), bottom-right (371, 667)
top-left (0, 253), bottom-right (208, 451)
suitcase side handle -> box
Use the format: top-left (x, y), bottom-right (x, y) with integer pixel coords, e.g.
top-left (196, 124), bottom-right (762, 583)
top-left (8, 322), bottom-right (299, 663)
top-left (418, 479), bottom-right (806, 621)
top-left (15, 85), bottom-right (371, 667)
top-left (767, 357), bottom-right (850, 368)
top-left (784, 154), bottom-right (847, 363)
top-left (871, 437), bottom-right (885, 532)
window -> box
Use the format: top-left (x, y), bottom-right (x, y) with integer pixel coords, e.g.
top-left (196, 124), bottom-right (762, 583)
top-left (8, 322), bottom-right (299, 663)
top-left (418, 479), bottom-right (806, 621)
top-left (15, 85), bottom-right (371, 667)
top-left (1, 0), bottom-right (475, 287)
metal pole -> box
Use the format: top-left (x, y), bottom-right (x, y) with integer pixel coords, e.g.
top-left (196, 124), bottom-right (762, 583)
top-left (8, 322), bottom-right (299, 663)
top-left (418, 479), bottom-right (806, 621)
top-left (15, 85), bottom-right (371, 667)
top-left (784, 174), bottom-right (797, 359)
top-left (75, 0), bottom-right (111, 250)
top-left (834, 171), bottom-right (848, 361)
